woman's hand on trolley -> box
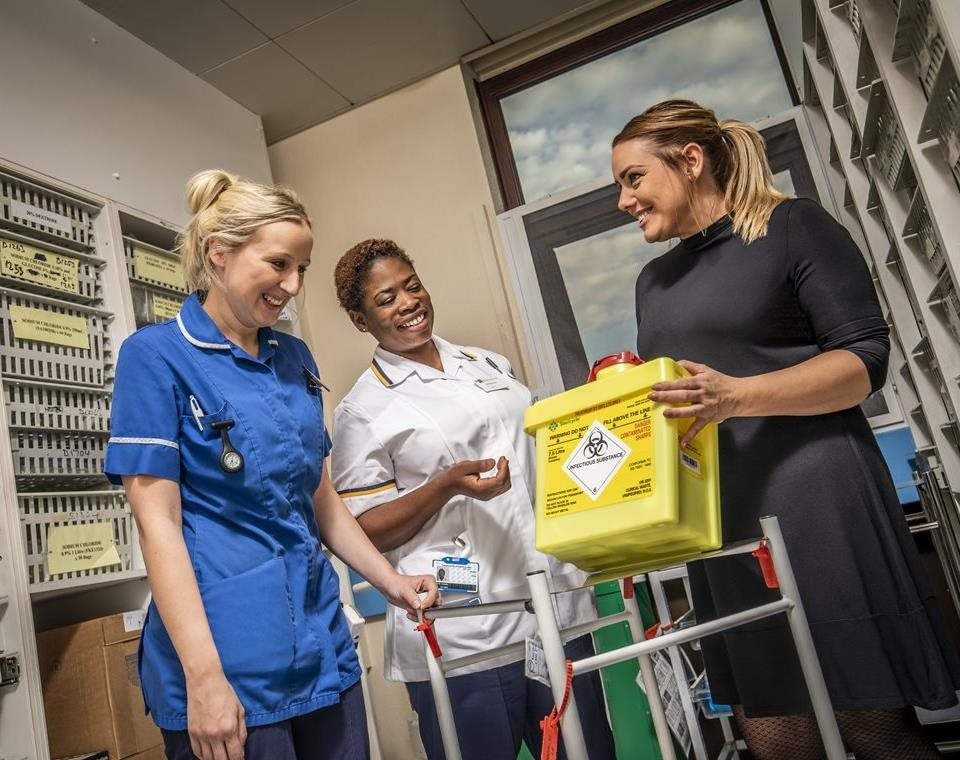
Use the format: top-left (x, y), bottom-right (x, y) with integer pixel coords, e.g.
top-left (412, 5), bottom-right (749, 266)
top-left (648, 359), bottom-right (744, 447)
top-left (379, 571), bottom-right (441, 620)
top-left (439, 456), bottom-right (512, 502)
top-left (186, 666), bottom-right (247, 760)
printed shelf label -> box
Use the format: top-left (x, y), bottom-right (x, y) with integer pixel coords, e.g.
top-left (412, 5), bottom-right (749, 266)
top-left (543, 395), bottom-right (653, 517)
top-left (0, 236), bottom-right (79, 293)
top-left (134, 246), bottom-right (185, 291)
top-left (10, 304), bottom-right (89, 349)
top-left (46, 522), bottom-right (121, 576)
top-left (152, 293), bottom-right (182, 321)
top-left (10, 199), bottom-right (74, 235)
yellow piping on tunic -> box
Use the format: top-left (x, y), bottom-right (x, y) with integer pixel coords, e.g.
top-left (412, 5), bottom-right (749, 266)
top-left (370, 361), bottom-right (392, 387)
top-left (337, 479), bottom-right (397, 498)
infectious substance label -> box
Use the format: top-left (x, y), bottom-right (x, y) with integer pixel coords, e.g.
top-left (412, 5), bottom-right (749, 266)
top-left (543, 395), bottom-right (654, 517)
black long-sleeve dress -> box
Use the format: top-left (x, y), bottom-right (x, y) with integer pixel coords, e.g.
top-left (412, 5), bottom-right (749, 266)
top-left (634, 197), bottom-right (960, 716)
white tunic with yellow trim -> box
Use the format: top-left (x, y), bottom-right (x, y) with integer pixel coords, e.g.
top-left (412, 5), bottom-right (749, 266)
top-left (332, 336), bottom-right (596, 682)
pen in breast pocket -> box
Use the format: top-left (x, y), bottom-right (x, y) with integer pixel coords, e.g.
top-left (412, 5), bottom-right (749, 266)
top-left (189, 395), bottom-right (205, 431)
top-left (485, 357), bottom-right (503, 374)
top-left (303, 367), bottom-right (330, 392)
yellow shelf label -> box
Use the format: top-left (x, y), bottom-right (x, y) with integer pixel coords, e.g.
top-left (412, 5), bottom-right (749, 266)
top-left (544, 395), bottom-right (654, 517)
top-left (0, 237), bottom-right (79, 293)
top-left (152, 293), bottom-right (182, 321)
top-left (134, 246), bottom-right (185, 291)
top-left (46, 522), bottom-right (121, 576)
top-left (10, 304), bottom-right (90, 349)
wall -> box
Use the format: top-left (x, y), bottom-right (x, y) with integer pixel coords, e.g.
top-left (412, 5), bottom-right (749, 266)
top-left (0, 0), bottom-right (272, 226)
top-left (268, 65), bottom-right (524, 405)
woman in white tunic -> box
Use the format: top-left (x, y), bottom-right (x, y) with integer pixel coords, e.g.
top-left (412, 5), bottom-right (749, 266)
top-left (330, 238), bottom-right (615, 760)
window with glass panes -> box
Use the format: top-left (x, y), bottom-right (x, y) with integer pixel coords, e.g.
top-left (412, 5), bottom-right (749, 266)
top-left (477, 0), bottom-right (797, 209)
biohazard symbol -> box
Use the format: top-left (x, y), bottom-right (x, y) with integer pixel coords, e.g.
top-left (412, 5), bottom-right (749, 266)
top-left (584, 430), bottom-right (608, 458)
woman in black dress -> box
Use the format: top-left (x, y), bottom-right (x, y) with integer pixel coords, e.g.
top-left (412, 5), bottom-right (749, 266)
top-left (611, 99), bottom-right (960, 759)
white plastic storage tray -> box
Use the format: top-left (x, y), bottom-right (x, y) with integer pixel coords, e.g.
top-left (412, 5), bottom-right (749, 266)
top-left (9, 429), bottom-right (109, 489)
top-left (3, 379), bottom-right (110, 433)
top-left (846, 0), bottom-right (862, 38)
top-left (875, 97), bottom-right (915, 190)
top-left (0, 170), bottom-right (96, 251)
top-left (935, 72), bottom-right (960, 189)
top-left (18, 490), bottom-right (132, 589)
top-left (130, 283), bottom-right (185, 327)
top-left (0, 288), bottom-right (110, 387)
top-left (914, 199), bottom-right (945, 273)
top-left (930, 272), bottom-right (960, 344)
top-left (911, 0), bottom-right (946, 98)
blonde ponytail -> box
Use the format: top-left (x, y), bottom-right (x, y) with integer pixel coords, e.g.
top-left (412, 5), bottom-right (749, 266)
top-left (613, 100), bottom-right (788, 244)
top-left (177, 170), bottom-right (310, 292)
top-left (718, 120), bottom-right (788, 243)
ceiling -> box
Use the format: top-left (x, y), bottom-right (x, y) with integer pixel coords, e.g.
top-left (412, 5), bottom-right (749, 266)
top-left (79, 0), bottom-right (597, 144)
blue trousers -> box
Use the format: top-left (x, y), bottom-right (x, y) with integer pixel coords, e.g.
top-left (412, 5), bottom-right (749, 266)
top-left (406, 635), bottom-right (616, 760)
top-left (160, 679), bottom-right (369, 760)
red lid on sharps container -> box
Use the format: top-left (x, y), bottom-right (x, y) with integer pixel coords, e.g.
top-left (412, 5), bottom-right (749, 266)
top-left (586, 351), bottom-right (644, 383)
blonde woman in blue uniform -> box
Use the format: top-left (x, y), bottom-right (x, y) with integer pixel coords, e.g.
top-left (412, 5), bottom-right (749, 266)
top-left (330, 239), bottom-right (615, 760)
top-left (105, 172), bottom-right (438, 760)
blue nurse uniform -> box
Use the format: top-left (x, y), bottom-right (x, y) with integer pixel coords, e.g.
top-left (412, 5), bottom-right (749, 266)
top-left (105, 292), bottom-right (361, 731)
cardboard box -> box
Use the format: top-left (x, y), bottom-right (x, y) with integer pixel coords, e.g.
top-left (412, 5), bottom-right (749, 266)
top-left (126, 746), bottom-right (166, 760)
top-left (38, 612), bottom-right (163, 760)
top-left (57, 751), bottom-right (165, 760)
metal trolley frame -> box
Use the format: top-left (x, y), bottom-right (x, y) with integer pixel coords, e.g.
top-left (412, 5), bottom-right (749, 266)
top-left (415, 515), bottom-right (846, 760)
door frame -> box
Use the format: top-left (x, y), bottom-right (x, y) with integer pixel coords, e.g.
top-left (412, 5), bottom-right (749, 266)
top-left (496, 105), bottom-right (837, 397)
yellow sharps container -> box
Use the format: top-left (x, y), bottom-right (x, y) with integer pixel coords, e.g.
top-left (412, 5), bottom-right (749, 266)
top-left (523, 353), bottom-right (721, 573)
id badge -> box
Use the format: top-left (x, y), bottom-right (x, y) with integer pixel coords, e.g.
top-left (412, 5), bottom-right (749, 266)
top-left (475, 377), bottom-right (509, 393)
top-left (432, 556), bottom-right (480, 594)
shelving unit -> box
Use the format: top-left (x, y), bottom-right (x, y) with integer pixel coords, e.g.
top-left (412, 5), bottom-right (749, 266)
top-left (801, 0), bottom-right (960, 622)
top-left (0, 168), bottom-right (133, 596)
top-left (0, 159), bottom-right (194, 759)
top-left (118, 211), bottom-right (185, 330)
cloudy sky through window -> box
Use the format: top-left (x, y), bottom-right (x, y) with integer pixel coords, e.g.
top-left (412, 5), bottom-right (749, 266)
top-left (501, 0), bottom-right (794, 204)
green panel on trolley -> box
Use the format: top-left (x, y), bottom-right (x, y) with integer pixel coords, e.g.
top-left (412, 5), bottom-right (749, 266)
top-left (593, 579), bottom-right (663, 760)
